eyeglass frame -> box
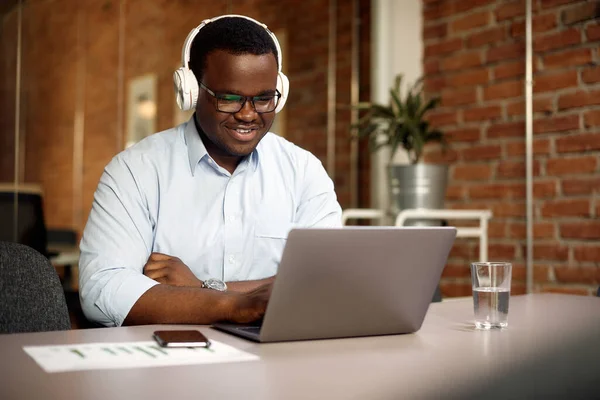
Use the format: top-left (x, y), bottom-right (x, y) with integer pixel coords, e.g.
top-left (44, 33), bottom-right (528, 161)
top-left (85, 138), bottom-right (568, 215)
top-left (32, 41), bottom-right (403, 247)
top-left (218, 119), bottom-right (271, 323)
top-left (199, 82), bottom-right (281, 114)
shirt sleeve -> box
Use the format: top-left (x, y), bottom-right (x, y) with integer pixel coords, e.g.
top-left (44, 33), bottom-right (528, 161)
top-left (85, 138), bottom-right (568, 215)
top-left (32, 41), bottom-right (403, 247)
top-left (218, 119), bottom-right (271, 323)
top-left (78, 155), bottom-right (158, 327)
top-left (295, 152), bottom-right (343, 228)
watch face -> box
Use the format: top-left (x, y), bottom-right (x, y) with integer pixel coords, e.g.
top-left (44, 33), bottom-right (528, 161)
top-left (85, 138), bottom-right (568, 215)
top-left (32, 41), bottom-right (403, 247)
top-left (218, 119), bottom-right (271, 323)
top-left (204, 278), bottom-right (227, 291)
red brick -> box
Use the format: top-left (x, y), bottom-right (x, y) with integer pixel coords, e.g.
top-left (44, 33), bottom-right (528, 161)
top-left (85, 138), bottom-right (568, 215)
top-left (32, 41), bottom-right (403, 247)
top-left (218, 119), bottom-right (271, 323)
top-left (493, 202), bottom-right (526, 218)
top-left (423, 148), bottom-right (459, 164)
top-left (506, 138), bottom-right (551, 156)
top-left (534, 70), bottom-right (578, 93)
top-left (440, 282), bottom-right (472, 298)
top-left (533, 114), bottom-right (579, 134)
top-left (424, 22), bottom-right (448, 40)
top-left (424, 76), bottom-right (447, 92)
top-left (561, 221), bottom-right (600, 239)
top-left (529, 243), bottom-right (569, 261)
top-left (513, 264), bottom-right (552, 282)
top-left (541, 199), bottom-right (591, 217)
top-left (554, 267), bottom-right (600, 285)
top-left (468, 183), bottom-right (525, 199)
top-left (582, 66), bottom-right (600, 84)
top-left (556, 133), bottom-right (600, 153)
top-left (562, 2), bottom-right (600, 25)
top-left (562, 177), bottom-right (600, 195)
top-left (506, 96), bottom-right (554, 116)
top-left (541, 287), bottom-right (590, 296)
top-left (487, 42), bottom-right (525, 63)
top-left (462, 144), bottom-right (502, 161)
top-left (464, 105), bottom-right (502, 122)
top-left (541, 0), bottom-right (583, 9)
top-left (446, 185), bottom-right (465, 200)
top-left (511, 13), bottom-right (557, 37)
top-left (442, 263), bottom-right (471, 279)
top-left (509, 222), bottom-right (555, 239)
top-left (452, 164), bottom-right (493, 181)
top-left (488, 221), bottom-right (507, 238)
top-left (574, 245), bottom-right (600, 262)
top-left (455, 0), bottom-right (497, 13)
top-left (424, 60), bottom-right (440, 75)
top-left (494, 60), bottom-right (524, 80)
top-left (447, 68), bottom-right (490, 87)
top-left (484, 80), bottom-right (523, 100)
top-left (488, 244), bottom-right (517, 259)
top-left (448, 242), bottom-right (475, 259)
top-left (496, 0), bottom-right (526, 21)
top-left (584, 110), bottom-right (600, 127)
top-left (424, 2), bottom-right (454, 20)
top-left (446, 127), bottom-right (481, 142)
top-left (451, 11), bottom-right (490, 33)
top-left (533, 28), bottom-right (581, 52)
top-left (441, 88), bottom-right (478, 106)
top-left (487, 121), bottom-right (525, 138)
top-left (558, 90), bottom-right (600, 110)
top-left (587, 23), bottom-right (600, 41)
top-left (441, 52), bottom-right (482, 71)
top-left (543, 48), bottom-right (593, 69)
top-left (546, 156), bottom-right (597, 175)
top-left (466, 27), bottom-right (506, 48)
top-left (534, 180), bottom-right (558, 198)
top-left (427, 110), bottom-right (458, 127)
top-left (496, 160), bottom-right (541, 179)
top-left (424, 38), bottom-right (463, 58)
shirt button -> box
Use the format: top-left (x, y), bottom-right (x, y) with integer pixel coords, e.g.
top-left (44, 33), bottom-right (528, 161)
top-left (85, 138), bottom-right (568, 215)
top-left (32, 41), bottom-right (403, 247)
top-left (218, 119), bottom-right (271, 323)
top-left (229, 215), bottom-right (236, 222)
top-left (228, 255), bottom-right (235, 264)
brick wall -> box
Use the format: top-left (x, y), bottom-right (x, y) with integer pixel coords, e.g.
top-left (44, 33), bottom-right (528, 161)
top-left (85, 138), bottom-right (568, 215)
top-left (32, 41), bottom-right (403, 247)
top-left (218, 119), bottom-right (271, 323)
top-left (0, 0), bottom-right (370, 233)
top-left (423, 0), bottom-right (600, 296)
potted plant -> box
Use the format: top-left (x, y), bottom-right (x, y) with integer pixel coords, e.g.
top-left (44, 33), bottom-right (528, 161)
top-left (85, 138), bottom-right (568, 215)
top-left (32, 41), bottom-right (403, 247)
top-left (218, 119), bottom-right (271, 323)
top-left (353, 74), bottom-right (448, 225)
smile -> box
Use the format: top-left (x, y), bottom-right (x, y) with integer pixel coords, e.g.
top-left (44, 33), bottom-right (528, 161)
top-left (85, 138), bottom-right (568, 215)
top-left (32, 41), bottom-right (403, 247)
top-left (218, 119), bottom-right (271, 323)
top-left (227, 126), bottom-right (259, 142)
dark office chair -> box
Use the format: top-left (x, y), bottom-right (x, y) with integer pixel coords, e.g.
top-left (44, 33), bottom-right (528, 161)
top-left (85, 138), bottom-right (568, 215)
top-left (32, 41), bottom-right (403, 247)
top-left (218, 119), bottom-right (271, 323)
top-left (0, 187), bottom-right (48, 257)
top-left (0, 241), bottom-right (71, 333)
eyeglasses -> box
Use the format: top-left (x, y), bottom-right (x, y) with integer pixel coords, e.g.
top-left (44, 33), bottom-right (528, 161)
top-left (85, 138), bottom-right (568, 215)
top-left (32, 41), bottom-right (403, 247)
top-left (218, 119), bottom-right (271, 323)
top-left (199, 82), bottom-right (281, 114)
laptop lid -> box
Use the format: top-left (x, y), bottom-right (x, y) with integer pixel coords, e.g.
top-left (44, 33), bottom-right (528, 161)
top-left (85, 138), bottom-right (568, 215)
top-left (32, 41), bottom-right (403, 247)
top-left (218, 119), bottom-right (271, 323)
top-left (216, 226), bottom-right (457, 342)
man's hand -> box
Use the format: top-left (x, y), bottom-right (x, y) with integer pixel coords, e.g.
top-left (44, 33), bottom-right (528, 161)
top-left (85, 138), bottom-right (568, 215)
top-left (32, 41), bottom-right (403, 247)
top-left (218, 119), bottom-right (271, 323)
top-left (143, 252), bottom-right (203, 288)
top-left (228, 282), bottom-right (274, 323)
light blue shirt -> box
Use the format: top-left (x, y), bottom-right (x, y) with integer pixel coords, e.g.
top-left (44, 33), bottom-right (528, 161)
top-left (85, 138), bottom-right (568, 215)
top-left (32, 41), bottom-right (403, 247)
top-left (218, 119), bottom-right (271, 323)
top-left (79, 118), bottom-right (342, 327)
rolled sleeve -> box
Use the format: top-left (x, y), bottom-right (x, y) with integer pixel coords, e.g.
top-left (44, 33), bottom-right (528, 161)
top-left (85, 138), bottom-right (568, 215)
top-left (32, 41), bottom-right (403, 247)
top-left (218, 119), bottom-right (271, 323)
top-left (79, 154), bottom-right (156, 327)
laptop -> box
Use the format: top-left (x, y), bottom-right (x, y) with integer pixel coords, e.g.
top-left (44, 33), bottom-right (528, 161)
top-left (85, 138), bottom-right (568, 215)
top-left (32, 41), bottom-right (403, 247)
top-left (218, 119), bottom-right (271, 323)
top-left (213, 226), bottom-right (457, 343)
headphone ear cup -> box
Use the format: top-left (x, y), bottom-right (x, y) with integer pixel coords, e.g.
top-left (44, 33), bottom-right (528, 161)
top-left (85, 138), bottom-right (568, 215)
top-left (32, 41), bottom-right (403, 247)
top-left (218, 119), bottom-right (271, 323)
top-left (275, 72), bottom-right (289, 114)
top-left (173, 68), bottom-right (199, 111)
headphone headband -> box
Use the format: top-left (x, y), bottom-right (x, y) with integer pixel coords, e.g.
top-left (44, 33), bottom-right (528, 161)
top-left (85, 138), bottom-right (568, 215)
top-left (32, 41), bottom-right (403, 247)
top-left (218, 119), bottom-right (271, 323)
top-left (180, 14), bottom-right (283, 74)
top-left (174, 14), bottom-right (289, 113)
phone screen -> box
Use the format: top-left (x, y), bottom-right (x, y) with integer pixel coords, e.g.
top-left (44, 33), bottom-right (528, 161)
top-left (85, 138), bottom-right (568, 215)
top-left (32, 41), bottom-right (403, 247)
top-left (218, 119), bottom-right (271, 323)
top-left (153, 330), bottom-right (211, 348)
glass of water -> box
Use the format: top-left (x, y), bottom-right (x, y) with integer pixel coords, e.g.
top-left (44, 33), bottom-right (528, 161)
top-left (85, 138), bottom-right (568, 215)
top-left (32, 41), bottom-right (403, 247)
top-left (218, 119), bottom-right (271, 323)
top-left (470, 262), bottom-right (512, 329)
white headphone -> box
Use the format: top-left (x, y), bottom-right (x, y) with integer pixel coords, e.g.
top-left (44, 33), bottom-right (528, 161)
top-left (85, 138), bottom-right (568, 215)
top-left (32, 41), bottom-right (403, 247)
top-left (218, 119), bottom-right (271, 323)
top-left (173, 14), bottom-right (289, 113)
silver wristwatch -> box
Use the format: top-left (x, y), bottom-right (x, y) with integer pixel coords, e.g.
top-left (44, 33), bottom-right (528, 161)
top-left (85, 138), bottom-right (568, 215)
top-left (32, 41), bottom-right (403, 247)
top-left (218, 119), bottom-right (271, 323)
top-left (201, 278), bottom-right (227, 291)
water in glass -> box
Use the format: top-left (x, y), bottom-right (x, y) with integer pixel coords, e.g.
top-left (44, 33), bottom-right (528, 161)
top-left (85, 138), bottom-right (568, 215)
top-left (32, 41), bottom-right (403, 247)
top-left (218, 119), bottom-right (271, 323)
top-left (473, 287), bottom-right (509, 329)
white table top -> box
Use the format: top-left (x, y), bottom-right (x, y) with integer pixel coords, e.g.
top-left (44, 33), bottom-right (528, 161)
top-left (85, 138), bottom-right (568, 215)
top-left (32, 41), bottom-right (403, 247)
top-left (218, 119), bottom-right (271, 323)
top-left (1, 294), bottom-right (599, 400)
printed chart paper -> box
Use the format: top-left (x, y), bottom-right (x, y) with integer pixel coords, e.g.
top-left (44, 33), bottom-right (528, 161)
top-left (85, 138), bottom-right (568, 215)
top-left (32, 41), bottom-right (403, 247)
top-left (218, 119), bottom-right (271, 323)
top-left (23, 340), bottom-right (258, 373)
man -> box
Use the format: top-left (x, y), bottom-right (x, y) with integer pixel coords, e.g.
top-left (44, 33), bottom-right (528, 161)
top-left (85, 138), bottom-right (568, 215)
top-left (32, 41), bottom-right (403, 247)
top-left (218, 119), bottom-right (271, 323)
top-left (79, 15), bottom-right (342, 327)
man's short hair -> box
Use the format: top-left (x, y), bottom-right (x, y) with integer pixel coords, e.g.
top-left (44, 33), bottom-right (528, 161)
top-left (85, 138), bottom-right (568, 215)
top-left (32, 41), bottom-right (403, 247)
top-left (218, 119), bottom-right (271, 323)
top-left (189, 17), bottom-right (279, 82)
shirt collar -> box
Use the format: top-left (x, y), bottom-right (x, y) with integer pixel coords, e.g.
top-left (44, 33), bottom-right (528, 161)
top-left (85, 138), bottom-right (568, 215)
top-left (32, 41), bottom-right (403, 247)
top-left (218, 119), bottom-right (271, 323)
top-left (183, 115), bottom-right (262, 176)
top-left (184, 115), bottom-right (208, 176)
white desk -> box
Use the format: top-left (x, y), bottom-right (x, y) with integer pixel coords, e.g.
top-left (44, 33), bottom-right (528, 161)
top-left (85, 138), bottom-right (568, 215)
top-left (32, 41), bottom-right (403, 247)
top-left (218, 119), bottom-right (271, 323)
top-left (1, 294), bottom-right (599, 399)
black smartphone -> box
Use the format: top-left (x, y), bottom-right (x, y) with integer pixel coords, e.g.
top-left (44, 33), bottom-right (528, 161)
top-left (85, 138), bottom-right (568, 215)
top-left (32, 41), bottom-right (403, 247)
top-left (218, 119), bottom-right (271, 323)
top-left (153, 330), bottom-right (211, 348)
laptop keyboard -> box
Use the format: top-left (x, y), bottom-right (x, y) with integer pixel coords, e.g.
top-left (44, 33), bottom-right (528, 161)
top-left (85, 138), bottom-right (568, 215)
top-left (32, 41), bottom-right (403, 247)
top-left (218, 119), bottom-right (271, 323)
top-left (239, 326), bottom-right (262, 335)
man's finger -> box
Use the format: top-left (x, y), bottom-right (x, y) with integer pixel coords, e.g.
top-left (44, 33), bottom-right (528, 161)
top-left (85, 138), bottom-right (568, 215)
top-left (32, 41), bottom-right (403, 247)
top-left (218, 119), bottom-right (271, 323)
top-left (144, 267), bottom-right (169, 281)
top-left (148, 252), bottom-right (173, 262)
top-left (143, 260), bottom-right (171, 272)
